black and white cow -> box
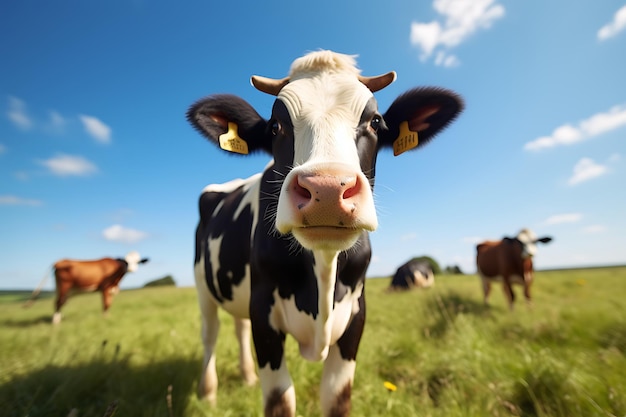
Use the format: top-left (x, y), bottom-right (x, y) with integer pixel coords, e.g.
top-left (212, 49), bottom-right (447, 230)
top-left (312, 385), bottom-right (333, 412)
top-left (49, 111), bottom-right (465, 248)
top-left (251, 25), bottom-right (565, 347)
top-left (188, 50), bottom-right (463, 417)
top-left (389, 258), bottom-right (435, 290)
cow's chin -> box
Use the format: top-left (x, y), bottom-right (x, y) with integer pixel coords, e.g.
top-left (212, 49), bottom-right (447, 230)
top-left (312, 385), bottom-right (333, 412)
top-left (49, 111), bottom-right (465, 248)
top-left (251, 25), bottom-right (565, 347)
top-left (291, 226), bottom-right (362, 252)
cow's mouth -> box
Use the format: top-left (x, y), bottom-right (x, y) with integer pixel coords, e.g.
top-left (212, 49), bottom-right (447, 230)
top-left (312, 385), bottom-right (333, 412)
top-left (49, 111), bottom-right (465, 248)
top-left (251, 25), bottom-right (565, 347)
top-left (292, 226), bottom-right (362, 251)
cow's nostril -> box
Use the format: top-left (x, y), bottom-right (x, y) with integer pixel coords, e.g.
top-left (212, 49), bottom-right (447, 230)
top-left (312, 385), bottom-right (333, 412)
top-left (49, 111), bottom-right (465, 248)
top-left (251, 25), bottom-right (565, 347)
top-left (294, 178), bottom-right (312, 200)
top-left (342, 179), bottom-right (360, 200)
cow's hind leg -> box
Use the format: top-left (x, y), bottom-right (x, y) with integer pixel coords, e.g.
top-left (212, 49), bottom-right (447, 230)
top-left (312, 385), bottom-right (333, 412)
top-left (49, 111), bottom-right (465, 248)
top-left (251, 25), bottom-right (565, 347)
top-left (52, 281), bottom-right (71, 324)
top-left (196, 290), bottom-right (220, 404)
top-left (234, 317), bottom-right (257, 385)
top-left (321, 344), bottom-right (356, 417)
top-left (502, 278), bottom-right (515, 310)
top-left (481, 276), bottom-right (492, 305)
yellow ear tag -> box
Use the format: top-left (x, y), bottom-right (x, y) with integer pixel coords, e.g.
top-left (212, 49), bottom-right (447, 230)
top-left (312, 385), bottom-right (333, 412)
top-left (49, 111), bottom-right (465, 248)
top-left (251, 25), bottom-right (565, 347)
top-left (219, 122), bottom-right (249, 155)
top-left (393, 121), bottom-right (419, 156)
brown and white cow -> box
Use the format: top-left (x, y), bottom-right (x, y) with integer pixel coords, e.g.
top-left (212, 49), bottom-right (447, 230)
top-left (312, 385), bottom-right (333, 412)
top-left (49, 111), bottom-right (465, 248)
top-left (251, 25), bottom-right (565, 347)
top-left (476, 229), bottom-right (552, 310)
top-left (51, 251), bottom-right (149, 324)
top-left (188, 50), bottom-right (463, 416)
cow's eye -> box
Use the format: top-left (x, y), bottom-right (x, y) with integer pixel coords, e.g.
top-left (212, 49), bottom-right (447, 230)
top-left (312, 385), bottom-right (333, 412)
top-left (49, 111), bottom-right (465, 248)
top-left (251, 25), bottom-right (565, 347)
top-left (271, 121), bottom-right (281, 136)
top-left (370, 116), bottom-right (381, 132)
top-left (370, 116), bottom-right (383, 132)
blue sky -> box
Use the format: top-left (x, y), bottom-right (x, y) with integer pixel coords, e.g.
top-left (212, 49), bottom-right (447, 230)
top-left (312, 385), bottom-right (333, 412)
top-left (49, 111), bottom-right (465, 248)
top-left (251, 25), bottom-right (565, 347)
top-left (1, 0), bottom-right (625, 290)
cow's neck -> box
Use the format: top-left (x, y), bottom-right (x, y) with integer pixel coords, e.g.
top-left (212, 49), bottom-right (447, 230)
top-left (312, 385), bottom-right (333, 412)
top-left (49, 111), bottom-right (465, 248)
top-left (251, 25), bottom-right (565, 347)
top-left (311, 249), bottom-right (339, 360)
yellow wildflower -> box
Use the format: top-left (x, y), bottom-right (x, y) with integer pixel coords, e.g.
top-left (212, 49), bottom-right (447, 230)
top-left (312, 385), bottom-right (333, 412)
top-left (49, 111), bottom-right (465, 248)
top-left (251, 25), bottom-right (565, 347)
top-left (383, 381), bottom-right (397, 392)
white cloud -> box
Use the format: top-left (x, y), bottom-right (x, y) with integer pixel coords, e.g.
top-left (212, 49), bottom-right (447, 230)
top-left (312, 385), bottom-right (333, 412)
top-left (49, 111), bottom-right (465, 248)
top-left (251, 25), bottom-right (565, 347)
top-left (38, 154), bottom-right (98, 177)
top-left (0, 144), bottom-right (6, 154)
top-left (79, 115), bottom-right (112, 144)
top-left (6, 100), bottom-right (113, 144)
top-left (411, 21), bottom-right (442, 58)
top-left (462, 236), bottom-right (484, 244)
top-left (435, 51), bottom-right (460, 68)
top-left (583, 225), bottom-right (606, 234)
top-left (400, 232), bottom-right (418, 241)
top-left (46, 110), bottom-right (67, 133)
top-left (0, 195), bottom-right (42, 206)
top-left (525, 104), bottom-right (626, 151)
top-left (410, 0), bottom-right (505, 66)
top-left (568, 157), bottom-right (608, 186)
top-left (598, 5), bottom-right (626, 41)
top-left (103, 224), bottom-right (148, 243)
top-left (608, 153), bottom-right (621, 163)
top-left (14, 171), bottom-right (29, 181)
top-left (7, 96), bottom-right (33, 130)
top-left (544, 213), bottom-right (583, 225)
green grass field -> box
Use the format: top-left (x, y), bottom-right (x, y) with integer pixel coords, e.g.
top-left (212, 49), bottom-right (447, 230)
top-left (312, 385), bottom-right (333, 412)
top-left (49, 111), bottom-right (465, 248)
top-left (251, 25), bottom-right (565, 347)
top-left (1, 267), bottom-right (625, 417)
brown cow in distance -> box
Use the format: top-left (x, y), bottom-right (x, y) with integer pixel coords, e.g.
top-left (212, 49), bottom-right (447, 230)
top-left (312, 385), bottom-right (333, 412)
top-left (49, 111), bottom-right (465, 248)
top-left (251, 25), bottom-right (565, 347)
top-left (476, 229), bottom-right (552, 310)
top-left (29, 251), bottom-right (149, 324)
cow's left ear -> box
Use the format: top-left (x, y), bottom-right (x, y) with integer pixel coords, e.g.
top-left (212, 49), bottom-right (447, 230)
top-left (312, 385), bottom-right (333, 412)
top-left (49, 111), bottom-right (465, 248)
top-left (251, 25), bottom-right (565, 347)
top-left (380, 87), bottom-right (463, 155)
top-left (537, 236), bottom-right (553, 244)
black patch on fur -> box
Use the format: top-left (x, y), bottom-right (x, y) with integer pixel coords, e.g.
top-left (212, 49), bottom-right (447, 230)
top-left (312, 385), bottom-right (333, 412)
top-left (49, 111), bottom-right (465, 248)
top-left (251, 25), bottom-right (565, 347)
top-left (264, 388), bottom-right (293, 417)
top-left (329, 383), bottom-right (352, 417)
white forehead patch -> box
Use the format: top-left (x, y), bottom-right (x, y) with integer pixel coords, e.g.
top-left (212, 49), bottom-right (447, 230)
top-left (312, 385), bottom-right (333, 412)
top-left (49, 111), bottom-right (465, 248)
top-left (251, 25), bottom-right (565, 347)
top-left (517, 228), bottom-right (538, 257)
top-left (517, 228), bottom-right (537, 244)
top-left (277, 51), bottom-right (375, 167)
top-left (278, 74), bottom-right (373, 167)
top-left (125, 251), bottom-right (141, 272)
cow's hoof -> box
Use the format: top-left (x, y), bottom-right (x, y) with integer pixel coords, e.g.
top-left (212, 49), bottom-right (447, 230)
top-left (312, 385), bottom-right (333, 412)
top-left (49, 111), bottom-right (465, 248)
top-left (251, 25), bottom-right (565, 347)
top-left (52, 312), bottom-right (61, 325)
top-left (243, 373), bottom-right (258, 386)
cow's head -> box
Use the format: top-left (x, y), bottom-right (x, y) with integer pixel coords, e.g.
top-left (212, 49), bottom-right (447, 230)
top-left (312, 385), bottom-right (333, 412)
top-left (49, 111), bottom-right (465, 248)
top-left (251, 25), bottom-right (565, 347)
top-left (516, 229), bottom-right (553, 258)
top-left (188, 51), bottom-right (463, 252)
top-left (125, 251), bottom-right (150, 272)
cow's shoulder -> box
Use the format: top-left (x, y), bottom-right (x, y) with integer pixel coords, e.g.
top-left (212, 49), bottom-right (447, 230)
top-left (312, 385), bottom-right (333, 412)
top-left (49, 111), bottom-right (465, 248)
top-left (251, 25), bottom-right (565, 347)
top-left (501, 237), bottom-right (523, 253)
top-left (199, 174), bottom-right (260, 216)
top-left (195, 173), bottom-right (262, 279)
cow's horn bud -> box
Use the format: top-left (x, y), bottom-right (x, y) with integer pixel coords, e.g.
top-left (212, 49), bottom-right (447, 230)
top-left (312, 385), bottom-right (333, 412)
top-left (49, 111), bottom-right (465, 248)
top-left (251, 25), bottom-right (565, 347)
top-left (358, 71), bottom-right (397, 92)
top-left (250, 75), bottom-right (290, 96)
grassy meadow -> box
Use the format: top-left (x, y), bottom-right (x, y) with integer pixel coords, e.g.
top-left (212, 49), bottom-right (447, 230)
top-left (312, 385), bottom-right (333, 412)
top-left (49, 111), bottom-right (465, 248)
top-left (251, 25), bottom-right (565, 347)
top-left (1, 267), bottom-right (625, 417)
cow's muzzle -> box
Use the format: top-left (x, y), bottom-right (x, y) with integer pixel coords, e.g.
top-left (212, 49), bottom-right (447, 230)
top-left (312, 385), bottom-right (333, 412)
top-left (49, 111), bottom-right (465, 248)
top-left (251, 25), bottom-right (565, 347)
top-left (276, 164), bottom-right (377, 250)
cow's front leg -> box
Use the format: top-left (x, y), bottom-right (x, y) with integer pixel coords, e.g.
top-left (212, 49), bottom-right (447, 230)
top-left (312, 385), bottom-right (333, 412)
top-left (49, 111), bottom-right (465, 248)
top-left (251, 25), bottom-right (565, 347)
top-left (196, 292), bottom-right (220, 404)
top-left (321, 295), bottom-right (365, 417)
top-left (523, 283), bottom-right (533, 307)
top-left (259, 356), bottom-right (295, 417)
top-left (234, 317), bottom-right (258, 385)
top-left (320, 345), bottom-right (356, 417)
top-left (101, 286), bottom-right (117, 315)
top-left (251, 295), bottom-right (295, 417)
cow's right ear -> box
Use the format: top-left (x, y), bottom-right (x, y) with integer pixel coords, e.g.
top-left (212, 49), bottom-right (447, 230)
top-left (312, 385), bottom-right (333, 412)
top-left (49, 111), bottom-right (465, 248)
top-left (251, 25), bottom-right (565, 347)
top-left (187, 94), bottom-right (270, 155)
